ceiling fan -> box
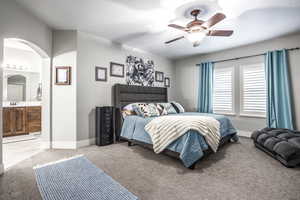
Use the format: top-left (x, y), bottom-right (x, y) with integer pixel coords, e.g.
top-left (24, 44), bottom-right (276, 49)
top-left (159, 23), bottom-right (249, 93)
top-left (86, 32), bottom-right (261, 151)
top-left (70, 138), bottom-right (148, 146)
top-left (165, 9), bottom-right (233, 47)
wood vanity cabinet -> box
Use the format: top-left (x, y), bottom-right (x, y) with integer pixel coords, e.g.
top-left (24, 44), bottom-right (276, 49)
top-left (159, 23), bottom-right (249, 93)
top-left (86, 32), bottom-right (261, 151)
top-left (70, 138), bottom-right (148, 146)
top-left (3, 108), bottom-right (13, 137)
top-left (26, 106), bottom-right (42, 133)
top-left (14, 107), bottom-right (27, 135)
top-left (2, 106), bottom-right (41, 137)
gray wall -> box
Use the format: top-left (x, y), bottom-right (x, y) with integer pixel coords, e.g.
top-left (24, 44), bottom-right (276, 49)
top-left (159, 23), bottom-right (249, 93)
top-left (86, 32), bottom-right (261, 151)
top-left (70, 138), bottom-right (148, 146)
top-left (52, 30), bottom-right (77, 148)
top-left (76, 31), bottom-right (176, 142)
top-left (0, 0), bottom-right (52, 173)
top-left (174, 32), bottom-right (300, 132)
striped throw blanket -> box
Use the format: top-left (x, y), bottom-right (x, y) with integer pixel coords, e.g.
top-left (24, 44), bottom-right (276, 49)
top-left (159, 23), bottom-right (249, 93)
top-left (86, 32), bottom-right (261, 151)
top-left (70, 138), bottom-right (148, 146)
top-left (145, 115), bottom-right (221, 154)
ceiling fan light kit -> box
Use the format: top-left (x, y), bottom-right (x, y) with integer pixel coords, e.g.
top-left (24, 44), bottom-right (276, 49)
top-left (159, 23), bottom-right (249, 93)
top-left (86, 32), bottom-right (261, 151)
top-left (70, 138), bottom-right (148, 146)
top-left (187, 31), bottom-right (206, 43)
top-left (165, 9), bottom-right (233, 47)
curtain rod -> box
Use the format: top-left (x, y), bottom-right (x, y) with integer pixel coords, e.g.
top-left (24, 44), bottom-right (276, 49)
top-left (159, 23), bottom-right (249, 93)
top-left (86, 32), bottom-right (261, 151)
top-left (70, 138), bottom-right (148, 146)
top-left (196, 47), bottom-right (300, 65)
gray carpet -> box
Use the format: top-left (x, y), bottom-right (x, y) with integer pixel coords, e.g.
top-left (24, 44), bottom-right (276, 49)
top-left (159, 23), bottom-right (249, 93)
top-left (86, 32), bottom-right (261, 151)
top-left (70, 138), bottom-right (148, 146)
top-left (0, 138), bottom-right (299, 200)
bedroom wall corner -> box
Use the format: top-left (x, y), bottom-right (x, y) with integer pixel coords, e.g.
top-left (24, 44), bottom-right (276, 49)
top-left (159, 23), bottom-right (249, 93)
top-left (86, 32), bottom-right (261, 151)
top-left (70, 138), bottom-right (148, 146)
top-left (76, 31), bottom-right (176, 143)
top-left (174, 32), bottom-right (300, 133)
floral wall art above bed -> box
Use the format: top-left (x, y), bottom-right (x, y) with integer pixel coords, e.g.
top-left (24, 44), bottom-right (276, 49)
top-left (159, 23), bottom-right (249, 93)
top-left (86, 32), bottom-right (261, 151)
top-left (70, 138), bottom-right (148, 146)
top-left (126, 55), bottom-right (155, 86)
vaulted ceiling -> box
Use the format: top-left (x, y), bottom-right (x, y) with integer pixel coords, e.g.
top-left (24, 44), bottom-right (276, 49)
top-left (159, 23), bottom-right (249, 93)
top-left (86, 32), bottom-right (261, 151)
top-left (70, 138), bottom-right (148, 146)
top-left (16, 0), bottom-right (300, 59)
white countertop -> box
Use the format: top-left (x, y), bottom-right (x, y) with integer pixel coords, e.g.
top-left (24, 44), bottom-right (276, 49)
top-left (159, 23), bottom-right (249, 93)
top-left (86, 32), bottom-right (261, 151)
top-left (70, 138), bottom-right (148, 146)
top-left (3, 101), bottom-right (42, 108)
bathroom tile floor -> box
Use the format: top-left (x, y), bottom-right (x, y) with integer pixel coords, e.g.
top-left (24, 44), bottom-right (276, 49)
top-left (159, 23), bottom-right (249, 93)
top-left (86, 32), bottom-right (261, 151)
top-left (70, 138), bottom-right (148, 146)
top-left (3, 134), bottom-right (44, 170)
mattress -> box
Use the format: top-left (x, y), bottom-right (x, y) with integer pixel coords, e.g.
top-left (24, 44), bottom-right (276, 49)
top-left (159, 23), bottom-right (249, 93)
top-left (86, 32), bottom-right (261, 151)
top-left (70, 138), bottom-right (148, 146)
top-left (121, 112), bottom-right (237, 167)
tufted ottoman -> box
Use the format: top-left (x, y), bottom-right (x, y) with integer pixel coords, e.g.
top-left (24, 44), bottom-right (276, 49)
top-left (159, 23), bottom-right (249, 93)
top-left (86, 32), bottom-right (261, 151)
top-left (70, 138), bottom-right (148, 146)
top-left (251, 128), bottom-right (300, 167)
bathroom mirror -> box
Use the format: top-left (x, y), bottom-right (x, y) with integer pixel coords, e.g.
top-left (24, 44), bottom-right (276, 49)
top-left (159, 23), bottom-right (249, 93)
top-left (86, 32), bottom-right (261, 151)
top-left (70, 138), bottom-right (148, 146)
top-left (3, 70), bottom-right (41, 102)
top-left (7, 75), bottom-right (26, 101)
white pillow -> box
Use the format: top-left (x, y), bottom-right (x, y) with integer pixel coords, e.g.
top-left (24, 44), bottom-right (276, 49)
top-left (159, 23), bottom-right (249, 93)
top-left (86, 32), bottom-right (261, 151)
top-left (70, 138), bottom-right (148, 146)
top-left (132, 103), bottom-right (160, 118)
top-left (123, 103), bottom-right (135, 111)
top-left (121, 103), bottom-right (138, 118)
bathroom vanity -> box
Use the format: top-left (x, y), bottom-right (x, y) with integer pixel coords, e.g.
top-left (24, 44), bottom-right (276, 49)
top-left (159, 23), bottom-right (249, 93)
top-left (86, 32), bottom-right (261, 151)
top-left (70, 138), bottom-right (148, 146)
top-left (3, 102), bottom-right (41, 137)
top-left (2, 68), bottom-right (42, 137)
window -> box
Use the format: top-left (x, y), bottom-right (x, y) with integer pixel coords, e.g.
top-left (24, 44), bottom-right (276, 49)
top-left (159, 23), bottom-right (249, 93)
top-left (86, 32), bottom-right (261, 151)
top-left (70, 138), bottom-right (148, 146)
top-left (213, 67), bottom-right (234, 114)
top-left (240, 63), bottom-right (266, 117)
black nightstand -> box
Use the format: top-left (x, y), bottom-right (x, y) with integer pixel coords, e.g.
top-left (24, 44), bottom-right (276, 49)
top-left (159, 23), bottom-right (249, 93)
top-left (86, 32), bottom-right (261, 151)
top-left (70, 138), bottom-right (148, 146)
top-left (95, 106), bottom-right (115, 146)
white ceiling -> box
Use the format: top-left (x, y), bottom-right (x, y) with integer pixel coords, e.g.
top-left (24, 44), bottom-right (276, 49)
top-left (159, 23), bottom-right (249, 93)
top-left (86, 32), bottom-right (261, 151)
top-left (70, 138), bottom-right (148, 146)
top-left (16, 0), bottom-right (300, 59)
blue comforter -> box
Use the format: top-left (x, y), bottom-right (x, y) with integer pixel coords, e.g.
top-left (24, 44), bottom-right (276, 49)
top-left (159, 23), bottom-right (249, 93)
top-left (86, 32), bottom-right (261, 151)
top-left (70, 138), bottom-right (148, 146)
top-left (120, 112), bottom-right (237, 167)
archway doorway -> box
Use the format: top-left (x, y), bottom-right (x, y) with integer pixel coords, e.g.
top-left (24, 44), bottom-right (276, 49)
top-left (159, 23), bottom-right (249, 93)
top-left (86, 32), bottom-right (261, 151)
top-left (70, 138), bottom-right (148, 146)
top-left (1, 38), bottom-right (51, 170)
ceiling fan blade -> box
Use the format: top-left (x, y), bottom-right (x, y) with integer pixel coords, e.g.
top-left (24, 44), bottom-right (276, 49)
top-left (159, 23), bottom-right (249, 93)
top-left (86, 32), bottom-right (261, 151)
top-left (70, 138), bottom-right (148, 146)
top-left (168, 24), bottom-right (187, 31)
top-left (165, 36), bottom-right (185, 44)
top-left (202, 13), bottom-right (226, 28)
top-left (207, 30), bottom-right (233, 36)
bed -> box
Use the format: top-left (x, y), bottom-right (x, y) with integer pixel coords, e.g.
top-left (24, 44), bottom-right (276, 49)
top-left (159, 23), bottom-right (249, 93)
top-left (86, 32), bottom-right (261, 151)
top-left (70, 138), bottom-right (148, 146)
top-left (113, 84), bottom-right (238, 169)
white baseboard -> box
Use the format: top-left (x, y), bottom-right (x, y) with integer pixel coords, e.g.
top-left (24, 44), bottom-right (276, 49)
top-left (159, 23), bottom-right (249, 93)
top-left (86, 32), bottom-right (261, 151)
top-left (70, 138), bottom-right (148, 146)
top-left (77, 138), bottom-right (95, 148)
top-left (52, 141), bottom-right (77, 149)
top-left (51, 138), bottom-right (95, 149)
top-left (237, 130), bottom-right (252, 138)
top-left (0, 163), bottom-right (4, 175)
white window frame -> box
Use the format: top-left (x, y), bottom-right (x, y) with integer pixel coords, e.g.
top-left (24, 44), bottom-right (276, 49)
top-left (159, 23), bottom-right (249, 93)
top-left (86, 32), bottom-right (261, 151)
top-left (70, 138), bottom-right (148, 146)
top-left (213, 66), bottom-right (235, 115)
top-left (239, 63), bottom-right (266, 118)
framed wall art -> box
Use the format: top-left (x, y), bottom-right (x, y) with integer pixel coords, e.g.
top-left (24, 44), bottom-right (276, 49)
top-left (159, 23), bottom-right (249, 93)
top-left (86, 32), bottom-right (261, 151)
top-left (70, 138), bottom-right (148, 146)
top-left (95, 66), bottom-right (107, 82)
top-left (126, 55), bottom-right (154, 86)
top-left (110, 62), bottom-right (125, 78)
top-left (155, 71), bottom-right (164, 82)
top-left (55, 66), bottom-right (71, 85)
top-left (164, 77), bottom-right (170, 88)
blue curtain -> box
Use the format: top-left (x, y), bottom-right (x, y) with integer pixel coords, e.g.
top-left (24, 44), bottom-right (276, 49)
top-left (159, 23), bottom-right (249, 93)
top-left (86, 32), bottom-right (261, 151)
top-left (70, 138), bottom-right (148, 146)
top-left (197, 62), bottom-right (214, 113)
top-left (265, 49), bottom-right (294, 129)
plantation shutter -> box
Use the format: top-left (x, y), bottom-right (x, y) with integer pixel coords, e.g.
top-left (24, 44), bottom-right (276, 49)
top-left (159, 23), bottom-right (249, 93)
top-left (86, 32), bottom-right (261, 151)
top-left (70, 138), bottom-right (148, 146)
top-left (240, 64), bottom-right (266, 117)
top-left (213, 67), bottom-right (234, 114)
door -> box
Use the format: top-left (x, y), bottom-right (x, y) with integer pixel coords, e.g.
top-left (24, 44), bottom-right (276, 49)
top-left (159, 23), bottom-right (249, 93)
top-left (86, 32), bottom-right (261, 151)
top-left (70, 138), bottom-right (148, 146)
top-left (26, 106), bottom-right (41, 133)
top-left (14, 107), bottom-right (27, 135)
top-left (3, 108), bottom-right (13, 137)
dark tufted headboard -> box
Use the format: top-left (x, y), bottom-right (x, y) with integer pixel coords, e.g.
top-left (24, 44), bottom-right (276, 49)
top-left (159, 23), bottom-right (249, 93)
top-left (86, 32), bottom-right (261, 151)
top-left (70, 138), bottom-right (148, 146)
top-left (113, 84), bottom-right (168, 109)
top-left (113, 84), bottom-right (168, 140)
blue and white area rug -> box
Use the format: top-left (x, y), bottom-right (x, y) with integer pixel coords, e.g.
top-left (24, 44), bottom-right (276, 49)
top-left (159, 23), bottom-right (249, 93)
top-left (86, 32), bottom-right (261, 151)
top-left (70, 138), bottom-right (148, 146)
top-left (34, 155), bottom-right (138, 200)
